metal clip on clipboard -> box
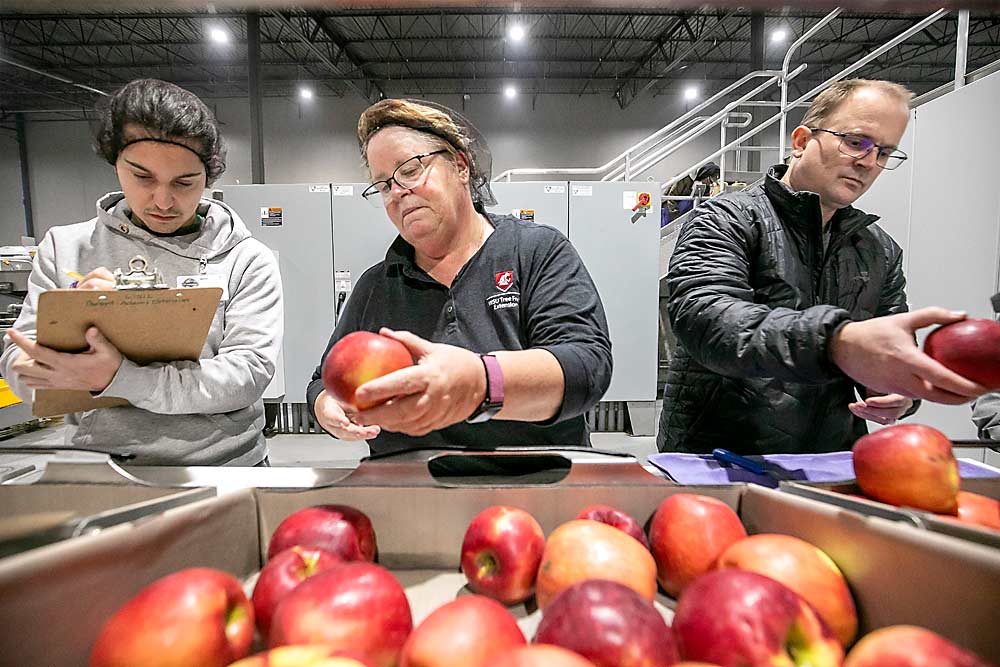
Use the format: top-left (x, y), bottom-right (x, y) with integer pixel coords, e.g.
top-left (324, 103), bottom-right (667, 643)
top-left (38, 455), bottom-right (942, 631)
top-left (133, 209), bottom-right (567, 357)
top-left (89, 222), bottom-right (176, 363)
top-left (113, 255), bottom-right (168, 290)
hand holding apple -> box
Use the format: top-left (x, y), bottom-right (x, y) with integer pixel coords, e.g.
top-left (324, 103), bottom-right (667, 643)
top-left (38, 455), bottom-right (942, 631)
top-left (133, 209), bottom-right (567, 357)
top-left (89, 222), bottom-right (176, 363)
top-left (268, 505), bottom-right (377, 562)
top-left (852, 424), bottom-right (959, 513)
top-left (90, 568), bottom-right (253, 667)
top-left (322, 331), bottom-right (414, 410)
top-left (924, 319), bottom-right (1000, 390)
top-left (460, 506), bottom-right (545, 605)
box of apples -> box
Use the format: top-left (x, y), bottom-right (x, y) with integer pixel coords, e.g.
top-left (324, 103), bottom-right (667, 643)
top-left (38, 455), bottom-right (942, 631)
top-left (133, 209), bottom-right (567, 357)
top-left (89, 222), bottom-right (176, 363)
top-left (0, 445), bottom-right (997, 667)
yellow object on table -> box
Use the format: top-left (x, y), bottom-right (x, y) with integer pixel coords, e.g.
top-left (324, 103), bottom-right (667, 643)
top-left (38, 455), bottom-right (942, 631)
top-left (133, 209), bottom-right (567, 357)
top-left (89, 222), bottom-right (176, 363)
top-left (0, 380), bottom-right (22, 408)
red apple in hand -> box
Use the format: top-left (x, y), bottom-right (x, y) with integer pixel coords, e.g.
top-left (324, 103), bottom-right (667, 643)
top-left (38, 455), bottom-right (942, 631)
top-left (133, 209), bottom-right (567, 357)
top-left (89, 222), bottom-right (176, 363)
top-left (460, 505), bottom-right (545, 605)
top-left (715, 534), bottom-right (858, 647)
top-left (853, 424), bottom-right (959, 514)
top-left (484, 645), bottom-right (596, 667)
top-left (252, 546), bottom-right (343, 640)
top-left (268, 505), bottom-right (376, 562)
top-left (673, 569), bottom-right (843, 667)
top-left (844, 625), bottom-right (995, 667)
top-left (536, 519), bottom-right (657, 610)
top-left (576, 504), bottom-right (649, 548)
top-left (648, 493), bottom-right (746, 597)
top-left (323, 331), bottom-right (413, 409)
top-left (400, 595), bottom-right (526, 667)
top-left (269, 562), bottom-right (412, 667)
top-left (227, 646), bottom-right (375, 667)
top-left (924, 319), bottom-right (1000, 390)
top-left (534, 579), bottom-right (679, 667)
top-left (90, 568), bottom-right (253, 667)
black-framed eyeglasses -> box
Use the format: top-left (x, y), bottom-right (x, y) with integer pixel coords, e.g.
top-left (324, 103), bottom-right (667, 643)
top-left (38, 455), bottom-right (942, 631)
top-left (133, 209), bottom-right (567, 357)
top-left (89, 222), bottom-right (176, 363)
top-left (362, 149), bottom-right (449, 200)
top-left (808, 128), bottom-right (908, 170)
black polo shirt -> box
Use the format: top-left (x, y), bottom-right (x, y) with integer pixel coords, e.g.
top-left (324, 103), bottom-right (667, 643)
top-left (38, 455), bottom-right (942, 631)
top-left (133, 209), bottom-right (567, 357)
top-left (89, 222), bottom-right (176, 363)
top-left (306, 213), bottom-right (612, 455)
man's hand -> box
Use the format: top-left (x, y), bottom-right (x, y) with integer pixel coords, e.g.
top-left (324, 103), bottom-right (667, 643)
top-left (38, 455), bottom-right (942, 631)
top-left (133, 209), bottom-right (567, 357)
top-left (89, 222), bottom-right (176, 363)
top-left (848, 393), bottom-right (913, 425)
top-left (830, 308), bottom-right (987, 404)
top-left (313, 390), bottom-right (381, 441)
top-left (353, 328), bottom-right (487, 437)
top-left (7, 327), bottom-right (123, 392)
top-left (73, 267), bottom-right (116, 290)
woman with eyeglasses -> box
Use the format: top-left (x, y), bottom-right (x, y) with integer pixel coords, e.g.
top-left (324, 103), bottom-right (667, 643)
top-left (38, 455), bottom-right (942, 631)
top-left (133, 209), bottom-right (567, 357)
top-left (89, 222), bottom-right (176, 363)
top-left (306, 99), bottom-right (612, 454)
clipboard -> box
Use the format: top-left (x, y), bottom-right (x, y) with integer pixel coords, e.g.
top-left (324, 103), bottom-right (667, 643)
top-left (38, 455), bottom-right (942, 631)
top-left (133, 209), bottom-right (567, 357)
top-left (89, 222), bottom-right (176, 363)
top-left (33, 286), bottom-right (222, 416)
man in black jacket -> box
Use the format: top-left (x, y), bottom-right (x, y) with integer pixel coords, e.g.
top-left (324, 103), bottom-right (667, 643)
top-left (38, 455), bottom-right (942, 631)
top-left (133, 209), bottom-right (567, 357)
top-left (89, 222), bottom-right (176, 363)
top-left (658, 79), bottom-right (987, 454)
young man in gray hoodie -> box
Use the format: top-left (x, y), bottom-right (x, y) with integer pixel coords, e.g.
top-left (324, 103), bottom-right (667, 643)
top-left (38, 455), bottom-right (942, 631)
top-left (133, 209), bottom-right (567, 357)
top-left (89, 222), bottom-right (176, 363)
top-left (0, 79), bottom-right (283, 466)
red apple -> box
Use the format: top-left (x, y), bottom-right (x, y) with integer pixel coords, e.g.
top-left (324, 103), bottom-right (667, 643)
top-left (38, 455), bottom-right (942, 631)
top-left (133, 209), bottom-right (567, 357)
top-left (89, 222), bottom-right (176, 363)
top-left (268, 505), bottom-right (376, 562)
top-left (852, 424), bottom-right (959, 514)
top-left (647, 493), bottom-right (746, 597)
top-left (576, 504), bottom-right (649, 548)
top-left (843, 625), bottom-right (995, 667)
top-left (399, 595), bottom-right (526, 667)
top-left (673, 569), bottom-right (844, 667)
top-left (534, 579), bottom-right (678, 667)
top-left (227, 646), bottom-right (375, 667)
top-left (483, 645), bottom-right (596, 667)
top-left (535, 519), bottom-right (657, 610)
top-left (460, 505), bottom-right (545, 605)
top-left (323, 331), bottom-right (414, 409)
top-left (715, 534), bottom-right (858, 647)
top-left (269, 562), bottom-right (412, 667)
top-left (950, 491), bottom-right (1000, 531)
top-left (924, 319), bottom-right (1000, 390)
top-left (252, 546), bottom-right (343, 640)
top-left (90, 567), bottom-right (253, 667)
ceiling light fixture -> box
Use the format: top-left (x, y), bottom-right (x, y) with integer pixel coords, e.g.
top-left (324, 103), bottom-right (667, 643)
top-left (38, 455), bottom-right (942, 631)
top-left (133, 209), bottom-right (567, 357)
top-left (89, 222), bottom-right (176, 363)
top-left (299, 87), bottom-right (314, 100)
top-left (771, 28), bottom-right (788, 44)
top-left (508, 25), bottom-right (526, 42)
top-left (504, 86), bottom-right (517, 99)
top-left (209, 27), bottom-right (228, 44)
top-left (683, 86), bottom-right (699, 101)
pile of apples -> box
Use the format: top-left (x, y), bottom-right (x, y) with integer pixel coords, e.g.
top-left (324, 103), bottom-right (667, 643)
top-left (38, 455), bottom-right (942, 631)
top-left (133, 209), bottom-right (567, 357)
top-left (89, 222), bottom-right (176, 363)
top-left (88, 493), bottom-right (994, 667)
top-left (852, 423), bottom-right (1000, 531)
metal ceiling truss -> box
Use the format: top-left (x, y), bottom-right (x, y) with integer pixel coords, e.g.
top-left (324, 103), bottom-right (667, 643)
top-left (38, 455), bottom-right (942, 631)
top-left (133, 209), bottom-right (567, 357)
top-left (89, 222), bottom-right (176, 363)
top-left (1, 9), bottom-right (999, 114)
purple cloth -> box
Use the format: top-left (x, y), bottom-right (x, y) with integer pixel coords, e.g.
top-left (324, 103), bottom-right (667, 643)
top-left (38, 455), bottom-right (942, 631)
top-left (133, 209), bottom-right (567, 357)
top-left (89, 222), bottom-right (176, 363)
top-left (647, 451), bottom-right (1000, 487)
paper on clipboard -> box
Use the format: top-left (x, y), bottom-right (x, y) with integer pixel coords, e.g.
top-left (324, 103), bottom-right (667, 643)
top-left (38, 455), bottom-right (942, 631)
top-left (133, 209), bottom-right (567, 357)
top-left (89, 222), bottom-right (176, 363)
top-left (32, 287), bottom-right (222, 417)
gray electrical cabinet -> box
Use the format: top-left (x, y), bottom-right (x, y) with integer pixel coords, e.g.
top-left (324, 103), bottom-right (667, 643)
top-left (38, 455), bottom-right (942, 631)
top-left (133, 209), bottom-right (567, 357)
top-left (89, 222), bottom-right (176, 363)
top-left (329, 184), bottom-right (401, 325)
top-left (568, 181), bottom-right (660, 434)
top-left (489, 181), bottom-right (570, 236)
top-left (220, 184), bottom-right (335, 403)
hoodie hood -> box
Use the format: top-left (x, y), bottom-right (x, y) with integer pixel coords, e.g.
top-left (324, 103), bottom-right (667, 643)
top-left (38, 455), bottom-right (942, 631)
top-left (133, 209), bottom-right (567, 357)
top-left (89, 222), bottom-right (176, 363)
top-left (96, 192), bottom-right (251, 260)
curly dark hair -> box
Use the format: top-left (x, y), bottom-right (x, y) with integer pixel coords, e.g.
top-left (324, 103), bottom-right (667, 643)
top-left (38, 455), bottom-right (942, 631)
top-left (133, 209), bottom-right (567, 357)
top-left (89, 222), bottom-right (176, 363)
top-left (92, 79), bottom-right (226, 185)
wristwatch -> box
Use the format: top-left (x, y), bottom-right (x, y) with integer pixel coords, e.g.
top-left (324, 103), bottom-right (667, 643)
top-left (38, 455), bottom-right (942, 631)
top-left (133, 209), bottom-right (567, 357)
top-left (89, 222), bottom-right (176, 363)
top-left (466, 354), bottom-right (505, 423)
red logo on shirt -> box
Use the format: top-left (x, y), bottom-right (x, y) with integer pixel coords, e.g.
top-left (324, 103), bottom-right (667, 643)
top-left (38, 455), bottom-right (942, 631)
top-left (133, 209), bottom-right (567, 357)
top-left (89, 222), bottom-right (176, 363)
top-left (495, 270), bottom-right (514, 292)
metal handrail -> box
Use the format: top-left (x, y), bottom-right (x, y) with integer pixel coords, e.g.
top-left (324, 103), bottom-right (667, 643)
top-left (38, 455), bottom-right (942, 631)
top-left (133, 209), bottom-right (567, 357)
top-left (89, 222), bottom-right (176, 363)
top-left (601, 114), bottom-right (736, 182)
top-left (777, 9), bottom-right (842, 161)
top-left (492, 69), bottom-right (794, 182)
top-left (663, 8), bottom-right (949, 192)
top-left (605, 112), bottom-right (752, 182)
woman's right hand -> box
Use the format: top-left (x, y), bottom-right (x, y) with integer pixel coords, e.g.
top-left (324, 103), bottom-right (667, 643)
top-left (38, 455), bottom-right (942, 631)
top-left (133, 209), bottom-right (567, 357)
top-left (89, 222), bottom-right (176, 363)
top-left (313, 390), bottom-right (381, 441)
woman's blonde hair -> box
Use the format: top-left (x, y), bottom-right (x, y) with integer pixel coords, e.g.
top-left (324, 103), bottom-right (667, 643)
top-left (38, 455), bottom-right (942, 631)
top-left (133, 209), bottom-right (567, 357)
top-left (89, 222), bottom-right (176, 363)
top-left (357, 98), bottom-right (497, 209)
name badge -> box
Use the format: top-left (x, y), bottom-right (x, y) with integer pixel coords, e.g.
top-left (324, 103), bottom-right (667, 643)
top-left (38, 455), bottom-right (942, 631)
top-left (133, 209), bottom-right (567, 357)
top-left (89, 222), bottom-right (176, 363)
top-left (176, 274), bottom-right (229, 302)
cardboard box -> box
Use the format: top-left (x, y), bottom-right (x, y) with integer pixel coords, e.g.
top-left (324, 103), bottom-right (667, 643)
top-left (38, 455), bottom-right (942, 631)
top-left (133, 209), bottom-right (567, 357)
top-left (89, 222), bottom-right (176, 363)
top-left (782, 478), bottom-right (1000, 551)
top-left (0, 451), bottom-right (996, 665)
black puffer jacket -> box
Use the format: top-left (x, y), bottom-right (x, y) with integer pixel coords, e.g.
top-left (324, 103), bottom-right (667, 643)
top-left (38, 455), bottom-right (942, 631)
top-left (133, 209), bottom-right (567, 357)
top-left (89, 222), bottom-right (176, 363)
top-left (657, 165), bottom-right (915, 454)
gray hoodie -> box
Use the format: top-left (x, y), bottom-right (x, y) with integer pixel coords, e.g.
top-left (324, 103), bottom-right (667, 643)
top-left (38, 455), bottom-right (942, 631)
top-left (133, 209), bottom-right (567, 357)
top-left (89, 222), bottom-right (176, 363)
top-left (0, 193), bottom-right (283, 465)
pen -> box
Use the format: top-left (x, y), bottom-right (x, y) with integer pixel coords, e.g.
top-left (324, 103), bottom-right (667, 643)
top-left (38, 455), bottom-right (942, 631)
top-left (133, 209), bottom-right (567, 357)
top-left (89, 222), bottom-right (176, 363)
top-left (65, 270), bottom-right (84, 288)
